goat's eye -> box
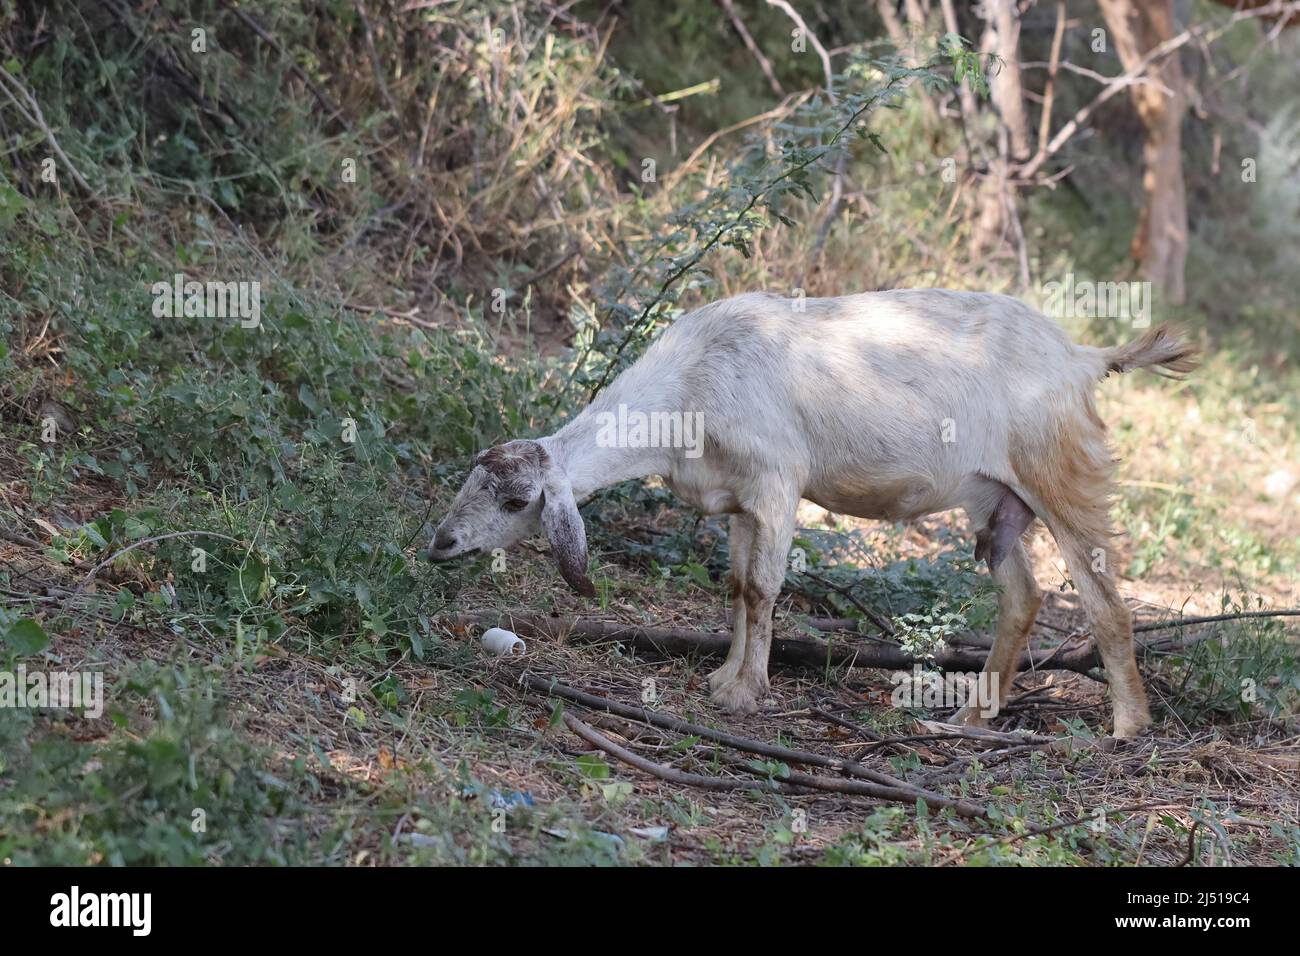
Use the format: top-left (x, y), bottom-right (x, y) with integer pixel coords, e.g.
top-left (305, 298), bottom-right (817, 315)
top-left (503, 497), bottom-right (530, 512)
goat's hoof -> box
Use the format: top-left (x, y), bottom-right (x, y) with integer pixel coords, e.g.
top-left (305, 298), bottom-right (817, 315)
top-left (710, 678), bottom-right (760, 714)
top-left (1110, 710), bottom-right (1152, 739)
top-left (708, 665), bottom-right (741, 694)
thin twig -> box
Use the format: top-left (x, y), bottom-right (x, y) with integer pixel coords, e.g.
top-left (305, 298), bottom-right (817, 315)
top-left (764, 0), bottom-right (844, 270)
top-left (717, 0), bottom-right (784, 96)
top-left (465, 610), bottom-right (1246, 681)
top-left (0, 68), bottom-right (93, 192)
top-left (797, 570), bottom-right (896, 635)
top-left (564, 712), bottom-right (777, 792)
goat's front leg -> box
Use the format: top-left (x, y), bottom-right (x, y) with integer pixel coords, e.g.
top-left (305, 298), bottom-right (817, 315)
top-left (709, 513), bottom-right (754, 693)
top-left (711, 499), bottom-right (797, 714)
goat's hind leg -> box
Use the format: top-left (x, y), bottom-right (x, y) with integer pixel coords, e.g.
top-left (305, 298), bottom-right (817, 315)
top-left (1052, 529), bottom-right (1150, 738)
top-left (953, 488), bottom-right (1042, 727)
top-left (1014, 413), bottom-right (1152, 737)
top-left (709, 513), bottom-right (754, 693)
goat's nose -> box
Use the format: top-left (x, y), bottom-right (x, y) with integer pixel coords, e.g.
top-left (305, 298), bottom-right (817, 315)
top-left (433, 529), bottom-right (457, 552)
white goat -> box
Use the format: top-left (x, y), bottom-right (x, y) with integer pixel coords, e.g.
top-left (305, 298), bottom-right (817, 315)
top-left (428, 290), bottom-right (1198, 737)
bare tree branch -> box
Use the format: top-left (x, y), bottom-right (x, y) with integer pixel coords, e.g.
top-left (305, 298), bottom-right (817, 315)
top-left (764, 0), bottom-right (845, 272)
top-left (717, 0), bottom-right (785, 96)
top-left (1019, 0), bottom-right (1300, 180)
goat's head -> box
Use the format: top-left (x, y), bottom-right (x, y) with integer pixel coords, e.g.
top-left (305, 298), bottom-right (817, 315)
top-left (426, 439), bottom-right (594, 596)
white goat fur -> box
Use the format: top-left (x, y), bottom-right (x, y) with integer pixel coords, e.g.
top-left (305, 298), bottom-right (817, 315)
top-left (431, 290), bottom-right (1198, 737)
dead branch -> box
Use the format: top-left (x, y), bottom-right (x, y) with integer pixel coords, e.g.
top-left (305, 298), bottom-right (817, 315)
top-left (1134, 608), bottom-right (1300, 632)
top-left (853, 723), bottom-right (1054, 753)
top-left (525, 674), bottom-right (989, 813)
top-left (74, 530), bottom-right (245, 596)
top-left (0, 68), bottom-right (93, 193)
top-left (796, 570), bottom-right (896, 635)
top-left (808, 705), bottom-right (885, 742)
top-left (661, 92), bottom-right (812, 192)
top-left (717, 0), bottom-right (784, 96)
top-left (1036, 0), bottom-right (1067, 157)
top-left (558, 700), bottom-right (987, 817)
top-left (0, 528), bottom-right (47, 551)
top-left (461, 610), bottom-right (1251, 679)
top-left (563, 711), bottom-right (772, 791)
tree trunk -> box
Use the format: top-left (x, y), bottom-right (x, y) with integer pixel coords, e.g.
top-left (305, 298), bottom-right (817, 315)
top-left (1098, 0), bottom-right (1189, 304)
top-left (980, 0), bottom-right (1032, 161)
top-left (964, 0), bottom-right (1030, 261)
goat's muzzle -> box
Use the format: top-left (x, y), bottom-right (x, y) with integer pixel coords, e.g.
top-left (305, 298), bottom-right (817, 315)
top-left (426, 527), bottom-right (467, 561)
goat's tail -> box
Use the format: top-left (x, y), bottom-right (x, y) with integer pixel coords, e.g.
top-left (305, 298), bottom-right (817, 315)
top-left (1100, 323), bottom-right (1200, 379)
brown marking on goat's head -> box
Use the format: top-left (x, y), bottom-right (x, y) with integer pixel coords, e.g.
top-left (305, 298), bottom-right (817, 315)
top-left (427, 439), bottom-right (594, 597)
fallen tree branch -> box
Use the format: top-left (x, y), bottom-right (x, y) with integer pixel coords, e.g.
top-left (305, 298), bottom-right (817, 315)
top-left (0, 528), bottom-right (47, 551)
top-left (920, 744), bottom-right (1045, 786)
top-left (562, 711), bottom-right (987, 817)
top-left (855, 722), bottom-right (1053, 752)
top-left (462, 611), bottom-right (1239, 678)
top-left (563, 712), bottom-right (772, 792)
top-left (1134, 608), bottom-right (1300, 632)
top-left (531, 675), bottom-right (988, 817)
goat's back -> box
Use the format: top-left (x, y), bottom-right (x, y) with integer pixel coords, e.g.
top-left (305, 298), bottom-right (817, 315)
top-left (605, 289), bottom-right (1110, 520)
top-left (635, 288), bottom-right (1101, 427)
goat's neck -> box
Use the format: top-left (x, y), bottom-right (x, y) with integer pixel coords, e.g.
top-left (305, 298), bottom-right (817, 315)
top-left (541, 406), bottom-right (673, 501)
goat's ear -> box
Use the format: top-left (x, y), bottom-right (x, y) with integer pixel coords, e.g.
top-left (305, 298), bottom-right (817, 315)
top-left (540, 465), bottom-right (595, 597)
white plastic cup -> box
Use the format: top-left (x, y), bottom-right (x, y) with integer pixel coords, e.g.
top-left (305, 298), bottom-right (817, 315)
top-left (481, 627), bottom-right (526, 656)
